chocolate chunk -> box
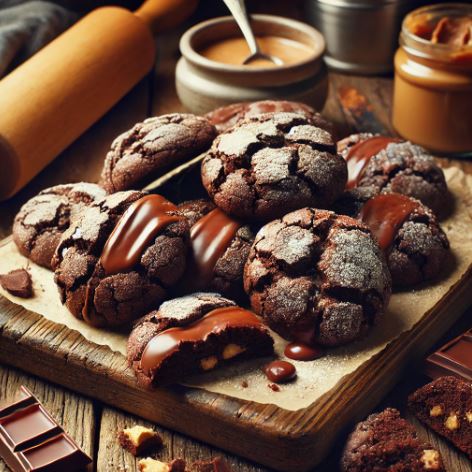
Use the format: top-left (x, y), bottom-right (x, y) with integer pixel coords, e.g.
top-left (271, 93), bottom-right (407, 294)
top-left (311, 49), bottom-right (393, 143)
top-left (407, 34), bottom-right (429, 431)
top-left (264, 360), bottom-right (296, 384)
top-left (408, 376), bottom-right (472, 459)
top-left (118, 425), bottom-right (163, 456)
top-left (0, 386), bottom-right (91, 472)
top-left (201, 112), bottom-right (346, 221)
top-left (358, 194), bottom-right (449, 288)
top-left (0, 269), bottom-right (33, 298)
top-left (127, 293), bottom-right (274, 387)
top-left (341, 408), bottom-right (444, 471)
top-left (425, 329), bottom-right (472, 382)
top-left (244, 208), bottom-right (391, 347)
top-left (52, 191), bottom-right (190, 327)
top-left (100, 113), bottom-right (217, 193)
top-left (12, 182), bottom-right (106, 269)
top-left (191, 456), bottom-right (232, 472)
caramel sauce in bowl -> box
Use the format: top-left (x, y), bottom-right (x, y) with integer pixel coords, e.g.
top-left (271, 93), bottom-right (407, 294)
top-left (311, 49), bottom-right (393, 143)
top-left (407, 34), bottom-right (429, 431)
top-left (176, 15), bottom-right (327, 114)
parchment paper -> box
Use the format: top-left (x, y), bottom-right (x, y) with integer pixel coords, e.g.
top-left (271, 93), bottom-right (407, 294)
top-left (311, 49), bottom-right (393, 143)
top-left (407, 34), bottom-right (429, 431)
top-left (1, 167), bottom-right (471, 411)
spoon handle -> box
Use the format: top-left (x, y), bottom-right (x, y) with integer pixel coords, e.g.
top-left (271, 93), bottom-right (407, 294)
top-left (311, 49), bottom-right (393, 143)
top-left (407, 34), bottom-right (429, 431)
top-left (222, 0), bottom-right (260, 55)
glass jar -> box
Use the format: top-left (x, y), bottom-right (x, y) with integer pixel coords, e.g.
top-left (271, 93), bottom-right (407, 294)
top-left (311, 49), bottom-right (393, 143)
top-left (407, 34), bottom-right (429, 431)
top-left (392, 3), bottom-right (472, 157)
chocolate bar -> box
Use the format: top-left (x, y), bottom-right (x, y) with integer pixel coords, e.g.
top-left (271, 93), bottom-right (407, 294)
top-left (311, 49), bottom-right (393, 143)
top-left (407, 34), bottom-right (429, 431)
top-left (0, 386), bottom-right (91, 471)
top-left (425, 329), bottom-right (472, 381)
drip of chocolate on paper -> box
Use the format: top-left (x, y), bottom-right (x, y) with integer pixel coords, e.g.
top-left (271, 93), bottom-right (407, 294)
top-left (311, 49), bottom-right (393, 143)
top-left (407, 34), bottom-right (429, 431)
top-left (182, 208), bottom-right (241, 291)
top-left (345, 136), bottom-right (401, 188)
top-left (140, 306), bottom-right (265, 374)
top-left (101, 194), bottom-right (183, 275)
top-left (424, 329), bottom-right (472, 382)
top-left (264, 360), bottom-right (296, 384)
top-left (0, 386), bottom-right (91, 472)
top-left (284, 342), bottom-right (324, 361)
top-left (358, 193), bottom-right (421, 251)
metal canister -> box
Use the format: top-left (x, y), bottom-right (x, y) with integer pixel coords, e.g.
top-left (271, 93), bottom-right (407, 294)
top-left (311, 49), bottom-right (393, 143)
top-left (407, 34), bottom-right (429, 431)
top-left (304, 0), bottom-right (423, 74)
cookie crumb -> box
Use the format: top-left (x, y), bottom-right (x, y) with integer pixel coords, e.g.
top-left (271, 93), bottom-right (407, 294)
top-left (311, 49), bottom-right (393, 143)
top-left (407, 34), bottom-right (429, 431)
top-left (268, 383), bottom-right (280, 392)
top-left (241, 380), bottom-right (248, 388)
top-left (138, 458), bottom-right (186, 472)
top-left (191, 456), bottom-right (232, 471)
top-left (118, 425), bottom-right (162, 456)
top-left (0, 268), bottom-right (33, 298)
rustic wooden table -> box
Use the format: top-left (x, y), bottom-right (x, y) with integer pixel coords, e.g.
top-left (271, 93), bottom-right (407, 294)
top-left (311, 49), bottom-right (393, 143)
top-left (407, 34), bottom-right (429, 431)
top-left (1, 10), bottom-right (472, 472)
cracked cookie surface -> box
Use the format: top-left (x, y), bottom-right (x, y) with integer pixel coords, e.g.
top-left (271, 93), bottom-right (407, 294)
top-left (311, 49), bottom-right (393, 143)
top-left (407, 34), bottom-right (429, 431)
top-left (337, 134), bottom-right (448, 216)
top-left (52, 191), bottom-right (190, 327)
top-left (205, 100), bottom-right (331, 134)
top-left (244, 207), bottom-right (391, 346)
top-left (100, 113), bottom-right (217, 193)
top-left (13, 182), bottom-right (106, 269)
top-left (201, 112), bottom-right (347, 221)
top-left (127, 293), bottom-right (274, 387)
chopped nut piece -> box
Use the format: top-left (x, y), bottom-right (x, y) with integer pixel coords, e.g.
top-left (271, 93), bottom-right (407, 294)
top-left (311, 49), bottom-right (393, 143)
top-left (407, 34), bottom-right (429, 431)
top-left (201, 356), bottom-right (218, 371)
top-left (138, 458), bottom-right (186, 472)
top-left (222, 344), bottom-right (245, 360)
top-left (429, 405), bottom-right (443, 417)
top-left (118, 425), bottom-right (163, 456)
top-left (466, 411), bottom-right (472, 423)
top-left (421, 449), bottom-right (441, 470)
top-left (444, 413), bottom-right (460, 430)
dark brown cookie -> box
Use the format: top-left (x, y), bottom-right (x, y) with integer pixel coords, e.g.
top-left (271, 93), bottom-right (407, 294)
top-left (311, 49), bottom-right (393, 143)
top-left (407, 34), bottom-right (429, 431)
top-left (337, 134), bottom-right (448, 216)
top-left (100, 113), bottom-right (217, 193)
top-left (358, 193), bottom-right (449, 288)
top-left (244, 208), bottom-right (391, 347)
top-left (52, 191), bottom-right (190, 327)
top-left (177, 199), bottom-right (255, 301)
top-left (201, 112), bottom-right (347, 221)
top-left (408, 376), bottom-right (472, 459)
top-left (127, 293), bottom-right (274, 387)
top-left (341, 408), bottom-right (444, 472)
top-left (13, 182), bottom-right (106, 269)
top-left (205, 100), bottom-right (332, 134)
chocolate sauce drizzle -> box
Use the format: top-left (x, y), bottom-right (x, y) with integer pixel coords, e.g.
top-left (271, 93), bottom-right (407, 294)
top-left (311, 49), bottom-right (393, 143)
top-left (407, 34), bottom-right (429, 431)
top-left (140, 306), bottom-right (263, 374)
top-left (345, 136), bottom-right (400, 189)
top-left (359, 193), bottom-right (420, 250)
top-left (101, 194), bottom-right (183, 275)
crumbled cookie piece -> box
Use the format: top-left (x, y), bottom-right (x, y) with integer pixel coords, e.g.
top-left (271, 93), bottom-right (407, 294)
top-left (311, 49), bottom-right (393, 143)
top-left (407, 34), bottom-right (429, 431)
top-left (0, 268), bottom-right (33, 298)
top-left (341, 408), bottom-right (444, 471)
top-left (191, 456), bottom-right (231, 472)
top-left (201, 112), bottom-right (346, 221)
top-left (118, 425), bottom-right (163, 456)
top-left (138, 458), bottom-right (186, 472)
top-left (100, 113), bottom-right (216, 193)
top-left (408, 376), bottom-right (472, 459)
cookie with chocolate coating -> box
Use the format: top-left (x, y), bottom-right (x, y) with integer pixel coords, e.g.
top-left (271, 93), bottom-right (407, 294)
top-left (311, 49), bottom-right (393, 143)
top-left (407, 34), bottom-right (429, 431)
top-left (177, 199), bottom-right (255, 301)
top-left (358, 193), bottom-right (449, 288)
top-left (201, 112), bottom-right (347, 221)
top-left (100, 113), bottom-right (217, 193)
top-left (337, 133), bottom-right (448, 216)
top-left (13, 182), bottom-right (106, 269)
top-left (127, 293), bottom-right (274, 387)
top-left (205, 100), bottom-right (332, 134)
top-left (244, 207), bottom-right (391, 347)
top-left (52, 191), bottom-right (190, 327)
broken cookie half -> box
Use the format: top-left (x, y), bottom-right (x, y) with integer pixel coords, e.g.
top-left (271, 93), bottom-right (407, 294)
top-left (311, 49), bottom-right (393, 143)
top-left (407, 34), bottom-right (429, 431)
top-left (127, 293), bottom-right (274, 387)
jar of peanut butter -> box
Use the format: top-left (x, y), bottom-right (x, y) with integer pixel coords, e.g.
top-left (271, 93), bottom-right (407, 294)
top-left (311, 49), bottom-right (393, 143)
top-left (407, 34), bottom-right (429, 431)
top-left (393, 3), bottom-right (472, 157)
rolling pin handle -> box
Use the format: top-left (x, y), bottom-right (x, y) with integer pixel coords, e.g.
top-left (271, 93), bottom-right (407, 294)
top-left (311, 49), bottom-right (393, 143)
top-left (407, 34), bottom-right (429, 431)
top-left (135, 0), bottom-right (199, 35)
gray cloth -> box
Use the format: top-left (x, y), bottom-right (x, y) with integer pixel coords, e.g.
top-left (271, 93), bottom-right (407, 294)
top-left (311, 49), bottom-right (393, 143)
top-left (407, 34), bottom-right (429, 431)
top-left (0, 0), bottom-right (77, 77)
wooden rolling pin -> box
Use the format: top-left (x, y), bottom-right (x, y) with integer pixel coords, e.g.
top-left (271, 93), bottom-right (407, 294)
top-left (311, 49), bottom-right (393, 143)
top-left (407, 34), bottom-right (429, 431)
top-left (0, 0), bottom-right (198, 200)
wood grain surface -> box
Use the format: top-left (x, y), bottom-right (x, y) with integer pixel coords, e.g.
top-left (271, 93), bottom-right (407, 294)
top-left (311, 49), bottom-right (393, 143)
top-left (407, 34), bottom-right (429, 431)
top-left (1, 3), bottom-right (472, 471)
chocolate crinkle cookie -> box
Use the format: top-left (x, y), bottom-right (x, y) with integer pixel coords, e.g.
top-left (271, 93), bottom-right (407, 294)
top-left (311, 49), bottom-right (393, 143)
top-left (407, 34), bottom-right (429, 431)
top-left (177, 199), bottom-right (255, 302)
top-left (127, 293), bottom-right (274, 387)
top-left (205, 100), bottom-right (332, 134)
top-left (52, 191), bottom-right (190, 327)
top-left (13, 182), bottom-right (106, 269)
top-left (201, 112), bottom-right (347, 221)
top-left (99, 113), bottom-right (217, 193)
top-left (358, 193), bottom-right (449, 288)
top-left (244, 207), bottom-right (391, 347)
top-left (337, 133), bottom-right (448, 216)
top-left (341, 408), bottom-right (445, 471)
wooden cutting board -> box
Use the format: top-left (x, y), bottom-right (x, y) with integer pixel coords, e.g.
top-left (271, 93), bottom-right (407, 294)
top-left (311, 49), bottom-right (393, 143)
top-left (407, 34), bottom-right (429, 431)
top-left (1, 158), bottom-right (471, 472)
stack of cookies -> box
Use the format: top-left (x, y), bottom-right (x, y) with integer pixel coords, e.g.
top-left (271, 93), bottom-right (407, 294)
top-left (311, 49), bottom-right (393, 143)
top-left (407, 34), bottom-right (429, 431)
top-left (11, 100), bottom-right (451, 389)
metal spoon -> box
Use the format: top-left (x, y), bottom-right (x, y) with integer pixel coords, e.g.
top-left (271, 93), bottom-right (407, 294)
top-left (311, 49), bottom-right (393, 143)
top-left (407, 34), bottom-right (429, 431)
top-left (222, 0), bottom-right (284, 66)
